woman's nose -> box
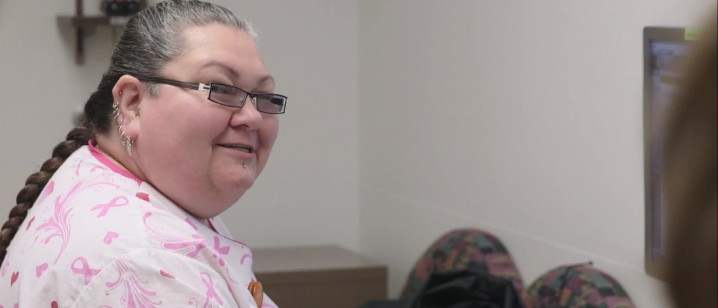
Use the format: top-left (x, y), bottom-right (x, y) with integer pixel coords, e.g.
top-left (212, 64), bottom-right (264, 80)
top-left (229, 96), bottom-right (263, 129)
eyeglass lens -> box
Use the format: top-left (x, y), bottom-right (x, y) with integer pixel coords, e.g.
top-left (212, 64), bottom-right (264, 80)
top-left (209, 84), bottom-right (285, 114)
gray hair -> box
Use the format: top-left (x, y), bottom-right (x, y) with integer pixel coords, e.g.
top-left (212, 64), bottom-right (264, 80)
top-left (84, 0), bottom-right (257, 133)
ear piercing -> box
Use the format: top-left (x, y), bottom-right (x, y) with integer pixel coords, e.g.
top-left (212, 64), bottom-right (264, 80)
top-left (113, 101), bottom-right (133, 157)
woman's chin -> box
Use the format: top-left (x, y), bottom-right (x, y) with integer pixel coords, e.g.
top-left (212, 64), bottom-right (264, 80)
top-left (223, 175), bottom-right (255, 196)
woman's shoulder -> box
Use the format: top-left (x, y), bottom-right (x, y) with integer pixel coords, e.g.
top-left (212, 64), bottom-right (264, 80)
top-left (35, 145), bottom-right (206, 251)
top-left (1, 147), bottom-right (215, 306)
top-left (4, 160), bottom-right (204, 266)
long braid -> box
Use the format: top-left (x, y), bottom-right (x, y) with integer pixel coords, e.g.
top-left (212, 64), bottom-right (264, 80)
top-left (0, 128), bottom-right (93, 263)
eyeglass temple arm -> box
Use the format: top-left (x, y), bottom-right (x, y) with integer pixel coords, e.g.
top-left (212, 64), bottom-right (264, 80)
top-left (134, 75), bottom-right (209, 91)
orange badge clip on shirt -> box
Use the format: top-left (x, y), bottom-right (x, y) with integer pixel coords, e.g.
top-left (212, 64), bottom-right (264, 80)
top-left (248, 280), bottom-right (263, 307)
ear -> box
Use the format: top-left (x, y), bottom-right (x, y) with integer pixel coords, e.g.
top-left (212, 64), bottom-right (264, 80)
top-left (112, 75), bottom-right (145, 138)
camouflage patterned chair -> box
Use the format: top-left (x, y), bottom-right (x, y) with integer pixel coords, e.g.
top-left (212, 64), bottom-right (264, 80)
top-left (526, 263), bottom-right (635, 308)
top-left (400, 228), bottom-right (529, 305)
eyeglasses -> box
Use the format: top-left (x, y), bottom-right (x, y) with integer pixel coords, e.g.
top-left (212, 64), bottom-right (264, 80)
top-left (133, 75), bottom-right (287, 114)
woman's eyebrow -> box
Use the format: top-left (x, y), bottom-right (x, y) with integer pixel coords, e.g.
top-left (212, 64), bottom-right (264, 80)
top-left (199, 61), bottom-right (239, 80)
top-left (256, 75), bottom-right (276, 91)
top-left (199, 61), bottom-right (275, 90)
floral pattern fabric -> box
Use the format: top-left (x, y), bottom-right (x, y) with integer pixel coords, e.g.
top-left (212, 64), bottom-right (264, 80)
top-left (400, 228), bottom-right (529, 305)
top-left (0, 144), bottom-right (276, 307)
top-left (526, 263), bottom-right (635, 308)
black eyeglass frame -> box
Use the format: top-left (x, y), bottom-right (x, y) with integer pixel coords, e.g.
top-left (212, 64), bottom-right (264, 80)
top-left (133, 74), bottom-right (287, 114)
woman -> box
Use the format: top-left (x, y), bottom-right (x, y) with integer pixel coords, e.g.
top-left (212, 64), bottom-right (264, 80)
top-left (0, 1), bottom-right (286, 306)
top-left (663, 16), bottom-right (717, 308)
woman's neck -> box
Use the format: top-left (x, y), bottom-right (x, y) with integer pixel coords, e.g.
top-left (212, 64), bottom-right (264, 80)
top-left (92, 135), bottom-right (147, 183)
top-left (94, 143), bottom-right (130, 172)
top-left (93, 138), bottom-right (212, 228)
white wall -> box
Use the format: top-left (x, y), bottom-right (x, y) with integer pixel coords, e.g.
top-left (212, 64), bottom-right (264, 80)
top-left (0, 1), bottom-right (114, 216)
top-left (0, 0), bottom-right (360, 250)
top-left (358, 1), bottom-right (714, 307)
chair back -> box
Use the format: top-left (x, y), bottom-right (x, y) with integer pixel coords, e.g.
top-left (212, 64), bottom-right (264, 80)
top-left (526, 263), bottom-right (635, 308)
top-left (400, 228), bottom-right (527, 303)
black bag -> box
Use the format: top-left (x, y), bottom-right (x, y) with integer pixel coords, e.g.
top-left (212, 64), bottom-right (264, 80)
top-left (409, 269), bottom-right (524, 308)
top-left (360, 269), bottom-right (524, 308)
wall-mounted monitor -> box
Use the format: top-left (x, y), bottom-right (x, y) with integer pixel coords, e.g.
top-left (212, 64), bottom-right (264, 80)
top-left (643, 26), bottom-right (694, 279)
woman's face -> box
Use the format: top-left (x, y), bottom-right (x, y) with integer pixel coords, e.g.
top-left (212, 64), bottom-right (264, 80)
top-left (132, 23), bottom-right (279, 218)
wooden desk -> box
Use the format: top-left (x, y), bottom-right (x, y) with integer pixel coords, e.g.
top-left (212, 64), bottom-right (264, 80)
top-left (253, 245), bottom-right (388, 308)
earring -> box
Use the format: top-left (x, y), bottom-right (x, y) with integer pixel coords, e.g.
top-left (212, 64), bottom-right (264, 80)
top-left (121, 132), bottom-right (133, 157)
top-left (242, 163), bottom-right (247, 169)
top-left (114, 101), bottom-right (133, 156)
top-left (112, 101), bottom-right (121, 124)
